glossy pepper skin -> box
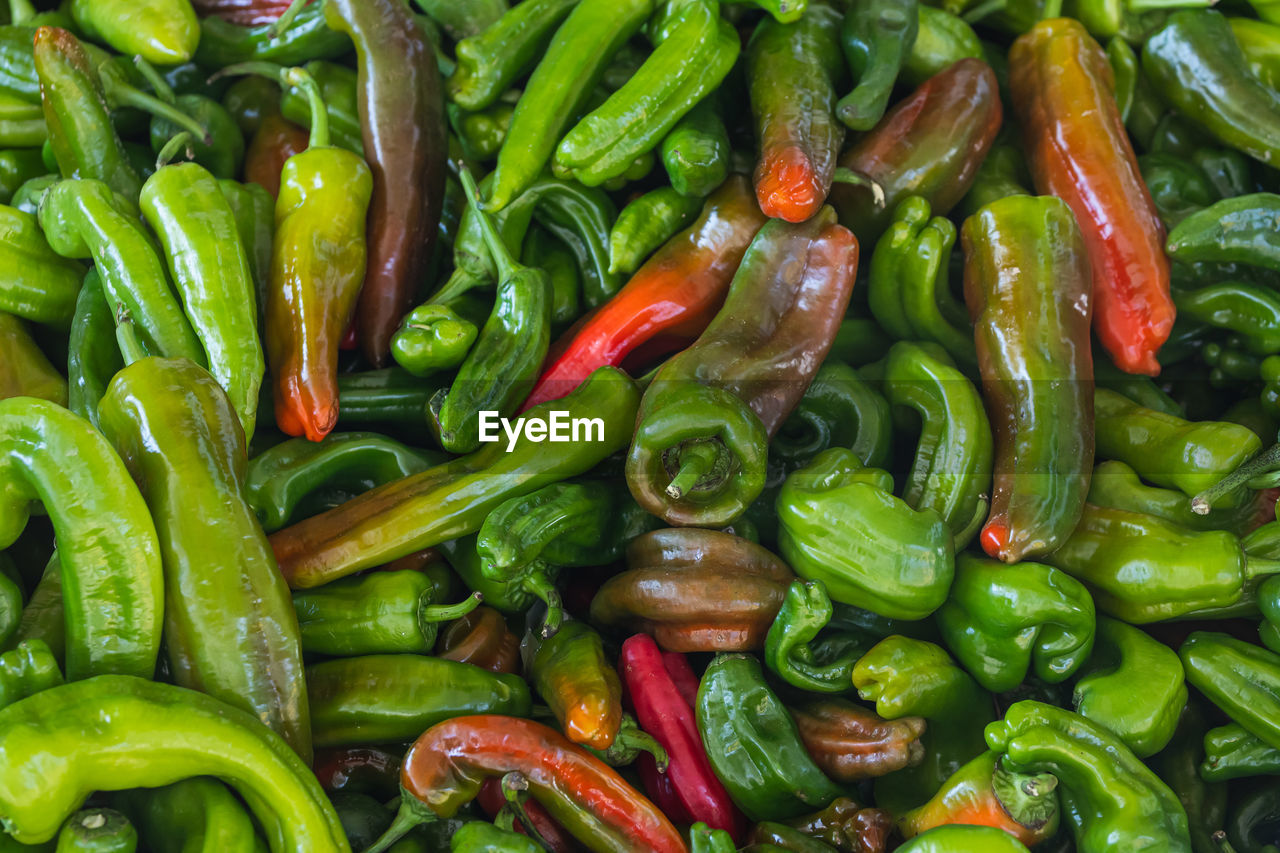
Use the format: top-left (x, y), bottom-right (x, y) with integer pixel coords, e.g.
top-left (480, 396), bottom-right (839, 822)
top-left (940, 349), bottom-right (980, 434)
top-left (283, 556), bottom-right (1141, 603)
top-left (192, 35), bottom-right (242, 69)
top-left (790, 697), bottom-right (926, 784)
top-left (1072, 616), bottom-right (1186, 757)
top-left (555, 0), bottom-right (738, 188)
top-left (194, 3), bottom-right (350, 70)
top-left (1201, 723), bottom-right (1280, 782)
top-left (837, 0), bottom-right (918, 131)
top-left (271, 367), bottom-right (639, 587)
top-left (390, 303), bottom-right (477, 379)
top-left (523, 619), bottom-right (621, 751)
top-left (830, 58), bottom-right (1001, 244)
top-left (620, 634), bottom-right (744, 839)
top-left (985, 701), bottom-right (1192, 853)
top-left (0, 203), bottom-right (82, 328)
top-left (1181, 632), bottom-right (1280, 754)
top-left (277, 61), bottom-right (363, 156)
top-left (1088, 459), bottom-right (1266, 536)
top-left (852, 636), bottom-right (993, 814)
top-left (1144, 11), bottom-right (1280, 169)
top-left (1167, 194), bottom-right (1280, 273)
top-left (524, 175), bottom-right (767, 410)
top-left (38, 179), bottom-right (204, 363)
top-left (292, 569), bottom-right (478, 657)
top-left (485, 0), bottom-right (656, 211)
top-left (897, 751), bottom-right (1060, 849)
top-left (370, 715), bottom-right (685, 853)
top-left (661, 98), bottom-right (729, 199)
top-left (0, 675), bottom-right (348, 850)
top-left (98, 358), bottom-right (312, 763)
top-left (592, 528), bottom-right (792, 652)
top-left (55, 807), bottom-right (137, 853)
top-left (963, 194), bottom-right (1095, 562)
top-left (897, 825), bottom-right (1031, 853)
top-left (777, 447), bottom-right (954, 621)
top-left (626, 208), bottom-right (856, 527)
top-left (306, 654), bottom-right (531, 748)
top-left (244, 113), bottom-right (307, 198)
top-left (69, 0), bottom-right (197, 65)
top-left (763, 579), bottom-right (873, 694)
top-left (447, 0), bottom-right (578, 112)
top-left (110, 776), bottom-right (262, 853)
top-left (937, 553), bottom-right (1096, 694)
top-left (324, 0), bottom-right (445, 367)
top-left (64, 272), bottom-right (116, 429)
top-left (139, 161), bottom-right (264, 441)
top-left (0, 313), bottom-right (65, 406)
top-left (437, 606), bottom-right (520, 674)
top-left (697, 654), bottom-right (848, 821)
top-left (0, 398), bottom-right (163, 682)
top-left (774, 357), bottom-right (894, 473)
top-left (608, 187), bottom-right (702, 277)
top-left (0, 639), bottom-right (63, 711)
top-left (1011, 18), bottom-right (1172, 376)
top-left (747, 1), bottom-right (844, 222)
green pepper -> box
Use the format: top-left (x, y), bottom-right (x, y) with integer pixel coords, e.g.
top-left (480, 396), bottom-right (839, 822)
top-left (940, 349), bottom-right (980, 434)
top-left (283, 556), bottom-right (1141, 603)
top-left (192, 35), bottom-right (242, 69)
top-left (1094, 387), bottom-right (1261, 501)
top-left (8, 553), bottom-right (63, 664)
top-left (1226, 779), bottom-right (1280, 853)
top-left (522, 225), bottom-right (580, 330)
top-left (523, 618), bottom-right (625, 751)
top-left (448, 99), bottom-right (514, 164)
top-left (1174, 283), bottom-right (1280, 357)
top-left (1140, 153), bottom-right (1217, 228)
top-left (0, 639), bottom-right (62, 711)
top-left (837, 0), bottom-right (918, 131)
top-left (852, 635), bottom-right (993, 814)
top-left (293, 569), bottom-right (479, 658)
top-left (608, 187), bottom-right (702, 277)
top-left (896, 826), bottom-right (1032, 853)
top-left (0, 312), bottom-right (66, 406)
top-left (54, 807), bottom-right (136, 853)
top-left (69, 0), bottom-right (197, 64)
top-left (1145, 703), bottom-right (1228, 853)
top-left (0, 567), bottom-right (17, 650)
top-left (278, 61), bottom-right (363, 156)
top-left (777, 447), bottom-right (954, 621)
top-left (0, 203), bottom-right (83, 328)
top-left (772, 358), bottom-right (893, 472)
top-left (64, 270), bottom-right (117, 429)
top-left (246, 432), bottom-right (443, 532)
top-left (0, 675), bottom-right (347, 849)
top-left (1143, 11), bottom-right (1280, 169)
top-left (449, 822), bottom-right (541, 853)
top-left (0, 148), bottom-right (44, 204)
top-left (554, 0), bottom-right (738, 188)
top-left (0, 90), bottom-right (43, 147)
top-left (99, 356), bottom-right (312, 762)
top-left (660, 97), bottom-right (729, 199)
top-left (1202, 723), bottom-right (1280, 782)
top-left (763, 579), bottom-right (872, 694)
top-left (110, 777), bottom-right (264, 853)
top-left (956, 144), bottom-right (1030, 220)
top-left (1087, 460), bottom-right (1261, 535)
top-left (0, 398), bottom-right (162, 681)
top-left (221, 74), bottom-right (280, 137)
top-left (38, 179), bottom-right (204, 363)
top-left (986, 700), bottom-right (1192, 852)
top-left (194, 3), bottom-right (350, 70)
top-left (882, 341), bottom-right (991, 546)
top-left (217, 178), bottom-right (274, 324)
top-left (306, 654), bottom-right (531, 747)
top-left (696, 653), bottom-right (847, 821)
top-left (1233, 17), bottom-right (1280, 90)
top-left (1168, 194), bottom-right (1280, 273)
top-left (937, 553), bottom-right (1095, 695)
top-left (1071, 617), bottom-right (1186, 758)
top-left (447, 0), bottom-right (578, 112)
top-left (1181, 631), bottom-right (1280, 755)
top-left (390, 303), bottom-right (478, 380)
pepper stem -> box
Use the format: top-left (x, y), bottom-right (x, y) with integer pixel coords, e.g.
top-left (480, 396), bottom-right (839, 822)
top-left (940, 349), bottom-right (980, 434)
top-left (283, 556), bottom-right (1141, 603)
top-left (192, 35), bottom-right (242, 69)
top-left (831, 167), bottom-right (886, 208)
top-left (961, 0), bottom-right (1007, 23)
top-left (1191, 442), bottom-right (1280, 515)
top-left (98, 70), bottom-right (211, 146)
top-left (523, 568), bottom-right (564, 638)
top-left (8, 0), bottom-right (36, 25)
top-left (155, 132), bottom-right (193, 169)
top-left (113, 309), bottom-right (147, 366)
top-left (132, 56), bottom-right (175, 104)
top-left (268, 0), bottom-right (309, 39)
top-left (1213, 831), bottom-right (1239, 853)
top-left (614, 726), bottom-right (671, 772)
top-left (457, 165), bottom-right (521, 282)
top-left (666, 442), bottom-right (720, 500)
top-left (417, 591), bottom-right (483, 640)
top-left (1127, 0), bottom-right (1213, 11)
top-left (1244, 553), bottom-right (1280, 581)
top-left (991, 758), bottom-right (1058, 832)
top-left (1041, 0), bottom-right (1064, 18)
top-left (284, 66), bottom-right (328, 150)
top-left (361, 788), bottom-right (438, 853)
top-left (500, 772), bottom-right (554, 851)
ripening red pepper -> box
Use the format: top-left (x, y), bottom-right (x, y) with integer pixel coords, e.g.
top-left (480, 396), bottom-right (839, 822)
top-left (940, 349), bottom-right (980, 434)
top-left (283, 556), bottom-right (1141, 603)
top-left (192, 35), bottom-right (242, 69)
top-left (244, 113), bottom-right (309, 199)
top-left (475, 778), bottom-right (578, 853)
top-left (1010, 18), bottom-right (1174, 376)
top-left (192, 0), bottom-right (292, 26)
top-left (620, 633), bottom-right (746, 841)
top-left (522, 175), bottom-right (768, 411)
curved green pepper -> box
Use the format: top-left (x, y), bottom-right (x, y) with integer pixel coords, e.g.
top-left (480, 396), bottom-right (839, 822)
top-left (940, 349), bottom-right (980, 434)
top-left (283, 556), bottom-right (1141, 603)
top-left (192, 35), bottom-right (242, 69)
top-left (1202, 723), bottom-right (1280, 782)
top-left (777, 447), bottom-right (954, 621)
top-left (69, 0), bottom-right (197, 64)
top-left (986, 701), bottom-right (1192, 852)
top-left (0, 639), bottom-right (62, 711)
top-left (306, 654), bottom-right (531, 747)
top-left (447, 0), bottom-right (579, 112)
top-left (937, 553), bottom-right (1095, 694)
top-left (0, 397), bottom-right (162, 681)
top-left (1181, 631), bottom-right (1280, 754)
top-left (390, 303), bottom-right (479, 379)
top-left (0, 203), bottom-right (83, 328)
top-left (99, 357), bottom-right (312, 762)
top-left (608, 187), bottom-right (702, 277)
top-left (1173, 282), bottom-right (1280, 356)
top-left (660, 97), bottom-right (729, 199)
top-left (8, 554), bottom-right (63, 664)
top-left (763, 579), bottom-right (872, 694)
top-left (1168, 194), bottom-right (1280, 271)
top-left (696, 653), bottom-right (847, 821)
top-left (837, 0), bottom-right (917, 131)
top-left (1072, 617), bottom-right (1186, 757)
top-left (193, 3), bottom-right (351, 70)
top-left (110, 777), bottom-right (264, 853)
top-left (292, 569), bottom-right (480, 657)
top-left (1141, 153), bottom-right (1217, 229)
top-left (65, 270), bottom-right (118, 429)
top-left (1088, 460), bottom-right (1262, 535)
top-left (896, 826), bottom-right (1031, 853)
top-left (772, 358), bottom-right (893, 472)
top-left (0, 674), bottom-right (348, 850)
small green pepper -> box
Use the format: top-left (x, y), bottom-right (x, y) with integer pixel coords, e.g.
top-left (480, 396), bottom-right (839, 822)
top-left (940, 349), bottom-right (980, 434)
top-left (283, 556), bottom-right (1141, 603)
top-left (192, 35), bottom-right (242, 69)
top-left (1201, 723), bottom-right (1280, 782)
top-left (660, 97), bottom-right (730, 198)
top-left (837, 0), bottom-right (918, 131)
top-left (608, 187), bottom-right (702, 277)
top-left (110, 776), bottom-right (263, 853)
top-left (763, 579), bottom-right (872, 694)
top-left (0, 638), bottom-right (63, 711)
top-left (55, 807), bottom-right (137, 853)
top-left (1181, 632), bottom-right (1280, 754)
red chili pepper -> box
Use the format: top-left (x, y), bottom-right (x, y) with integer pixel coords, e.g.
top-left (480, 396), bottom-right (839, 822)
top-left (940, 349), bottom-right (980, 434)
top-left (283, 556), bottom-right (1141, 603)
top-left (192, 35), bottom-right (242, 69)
top-left (312, 746), bottom-right (401, 799)
top-left (521, 175), bottom-right (767, 411)
top-left (476, 777), bottom-right (579, 853)
top-left (1010, 18), bottom-right (1173, 376)
top-left (662, 649), bottom-right (700, 710)
top-left (375, 715), bottom-right (684, 853)
top-left (620, 633), bottom-right (745, 841)
top-left (191, 0), bottom-right (293, 26)
top-left (244, 113), bottom-right (309, 199)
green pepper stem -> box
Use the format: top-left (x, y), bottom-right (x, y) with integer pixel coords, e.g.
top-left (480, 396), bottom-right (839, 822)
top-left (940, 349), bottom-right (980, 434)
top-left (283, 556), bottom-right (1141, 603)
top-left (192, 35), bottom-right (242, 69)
top-left (666, 442), bottom-right (720, 500)
top-left (1041, 0), bottom-right (1064, 18)
top-left (1244, 553), bottom-right (1280, 581)
top-left (113, 311), bottom-right (148, 366)
top-left (362, 788), bottom-right (438, 853)
top-left (524, 569), bottom-right (564, 638)
top-left (132, 56), bottom-right (175, 104)
top-left (98, 71), bottom-right (211, 146)
top-left (417, 591), bottom-right (483, 631)
top-left (155, 132), bottom-right (194, 169)
top-left (615, 727), bottom-right (670, 772)
top-left (7, 0), bottom-right (36, 24)
top-left (831, 167), bottom-right (886, 207)
top-left (283, 66), bottom-right (328, 150)
top-left (961, 0), bottom-right (1007, 23)
top-left (1213, 831), bottom-right (1239, 853)
top-left (1191, 442), bottom-right (1280, 515)
top-left (991, 759), bottom-right (1059, 833)
top-left (500, 772), bottom-right (554, 850)
top-left (268, 0), bottom-right (309, 39)
top-left (1126, 0), bottom-right (1212, 11)
top-left (425, 268), bottom-right (486, 307)
top-left (457, 165), bottom-right (522, 282)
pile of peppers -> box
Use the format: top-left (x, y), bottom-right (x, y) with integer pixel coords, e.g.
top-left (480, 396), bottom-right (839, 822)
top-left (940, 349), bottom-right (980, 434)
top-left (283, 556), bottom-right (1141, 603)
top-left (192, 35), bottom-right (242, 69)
top-left (10, 0), bottom-right (1280, 849)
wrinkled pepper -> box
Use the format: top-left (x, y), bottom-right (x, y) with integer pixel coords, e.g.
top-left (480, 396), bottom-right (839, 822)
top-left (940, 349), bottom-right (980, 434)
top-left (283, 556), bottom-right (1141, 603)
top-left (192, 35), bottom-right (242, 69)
top-left (790, 697), bottom-right (926, 784)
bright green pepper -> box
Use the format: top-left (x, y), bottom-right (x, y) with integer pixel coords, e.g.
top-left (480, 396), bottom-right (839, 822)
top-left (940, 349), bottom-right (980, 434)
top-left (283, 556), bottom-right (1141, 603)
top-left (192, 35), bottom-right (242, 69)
top-left (1072, 617), bottom-right (1186, 757)
top-left (1087, 460), bottom-right (1262, 535)
top-left (110, 777), bottom-right (264, 853)
top-left (0, 638), bottom-right (62, 711)
top-left (696, 653), bottom-right (847, 821)
top-left (607, 187), bottom-right (702, 277)
top-left (7, 553), bottom-right (63, 664)
top-left (660, 97), bottom-right (729, 199)
top-left (0, 398), bottom-right (163, 681)
top-left (447, 0), bottom-right (579, 112)
top-left (390, 303), bottom-right (478, 380)
top-left (985, 700), bottom-right (1192, 853)
top-left (852, 635), bottom-right (992, 814)
top-left (905, 7), bottom-right (984, 84)
top-left (0, 203), bottom-right (83, 328)
top-left (1201, 723), bottom-right (1280, 782)
top-left (1181, 631), bottom-right (1280, 754)
top-left (448, 99), bottom-right (514, 164)
top-left (292, 570), bottom-right (480, 657)
top-left (777, 447), bottom-right (954, 621)
top-left (99, 357), bottom-right (312, 762)
top-left (772, 358), bottom-right (893, 472)
top-left (937, 553), bottom-right (1095, 694)
top-left (0, 675), bottom-right (348, 849)
top-left (836, 0), bottom-right (918, 131)
top-left (69, 0), bottom-right (197, 65)
top-left (0, 312), bottom-right (66, 406)
top-left (449, 822), bottom-right (541, 853)
top-left (306, 654), bottom-right (531, 747)
top-left (897, 826), bottom-right (1032, 853)
top-left (64, 269), bottom-right (117, 429)
top-left (0, 148), bottom-right (44, 204)
top-left (193, 3), bottom-right (350, 70)
top-left (1233, 17), bottom-right (1280, 90)
top-left (762, 579), bottom-right (871, 694)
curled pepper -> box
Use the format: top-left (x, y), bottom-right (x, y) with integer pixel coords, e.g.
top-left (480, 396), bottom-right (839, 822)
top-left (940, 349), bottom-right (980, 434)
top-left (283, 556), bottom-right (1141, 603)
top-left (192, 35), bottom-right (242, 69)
top-left (764, 579), bottom-right (873, 694)
top-left (626, 207), bottom-right (856, 526)
top-left (55, 806), bottom-right (137, 852)
top-left (0, 639), bottom-right (62, 711)
top-left (963, 194), bottom-right (1095, 562)
top-left (436, 605), bottom-right (520, 674)
top-left (447, 0), bottom-right (578, 112)
top-left (791, 697), bottom-right (925, 784)
top-left (591, 528), bottom-right (794, 652)
top-left (837, 0), bottom-right (918, 131)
